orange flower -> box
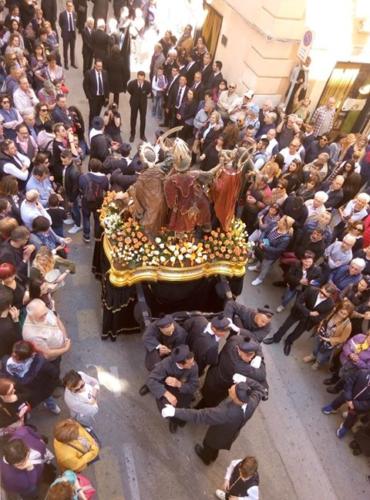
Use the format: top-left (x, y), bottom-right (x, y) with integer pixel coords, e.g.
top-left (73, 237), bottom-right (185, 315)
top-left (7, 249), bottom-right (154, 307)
top-left (234, 247), bottom-right (241, 256)
top-left (220, 246), bottom-right (226, 252)
top-left (124, 237), bottom-right (132, 244)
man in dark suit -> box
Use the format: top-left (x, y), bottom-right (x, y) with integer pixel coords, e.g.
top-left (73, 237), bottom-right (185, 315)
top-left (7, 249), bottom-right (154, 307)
top-left (206, 60), bottom-right (223, 90)
top-left (161, 66), bottom-right (179, 127)
top-left (169, 75), bottom-right (188, 127)
top-left (200, 52), bottom-right (213, 89)
top-left (91, 19), bottom-right (111, 64)
top-left (161, 380), bottom-right (264, 464)
top-left (82, 17), bottom-right (94, 74)
top-left (58, 1), bottom-right (78, 70)
top-left (191, 71), bottom-right (205, 102)
top-left (184, 314), bottom-right (230, 376)
top-left (51, 94), bottom-right (73, 128)
top-left (41, 0), bottom-right (57, 30)
top-left (83, 59), bottom-right (109, 126)
top-left (73, 0), bottom-right (87, 33)
top-left (263, 283), bottom-right (336, 355)
top-left (127, 71), bottom-right (151, 142)
top-left (184, 53), bottom-right (199, 87)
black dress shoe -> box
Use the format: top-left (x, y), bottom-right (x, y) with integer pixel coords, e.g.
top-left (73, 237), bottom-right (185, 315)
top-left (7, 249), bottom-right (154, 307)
top-left (169, 420), bottom-right (178, 434)
top-left (283, 342), bottom-right (291, 356)
top-left (273, 281), bottom-right (285, 287)
top-left (64, 64), bottom-right (69, 70)
top-left (326, 385), bottom-right (341, 394)
top-left (323, 377), bottom-right (338, 385)
top-left (194, 444), bottom-right (211, 465)
top-left (139, 384), bottom-right (149, 396)
top-left (263, 337), bottom-right (277, 345)
top-left (71, 64), bottom-right (78, 69)
top-left (140, 135), bottom-right (147, 141)
top-left (129, 135), bottom-right (135, 142)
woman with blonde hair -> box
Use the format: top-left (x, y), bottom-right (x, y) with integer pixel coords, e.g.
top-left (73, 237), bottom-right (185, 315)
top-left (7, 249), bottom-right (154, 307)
top-left (303, 301), bottom-right (354, 369)
top-left (249, 214), bottom-right (295, 286)
top-left (53, 419), bottom-right (99, 473)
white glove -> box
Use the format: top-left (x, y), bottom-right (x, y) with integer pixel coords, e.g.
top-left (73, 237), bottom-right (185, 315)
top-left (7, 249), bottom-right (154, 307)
top-left (227, 318), bottom-right (240, 333)
top-left (161, 404), bottom-right (176, 418)
top-left (251, 355), bottom-right (262, 369)
top-left (233, 373), bottom-right (247, 384)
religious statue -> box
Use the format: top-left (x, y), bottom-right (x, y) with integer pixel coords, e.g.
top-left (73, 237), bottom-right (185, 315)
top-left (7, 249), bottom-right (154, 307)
top-left (163, 139), bottom-right (211, 233)
top-left (285, 56), bottom-right (311, 114)
top-left (209, 147), bottom-right (252, 232)
top-left (131, 143), bottom-right (168, 237)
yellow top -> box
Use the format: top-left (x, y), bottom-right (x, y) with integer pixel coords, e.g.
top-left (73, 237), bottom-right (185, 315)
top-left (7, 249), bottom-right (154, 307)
top-left (53, 424), bottom-right (99, 472)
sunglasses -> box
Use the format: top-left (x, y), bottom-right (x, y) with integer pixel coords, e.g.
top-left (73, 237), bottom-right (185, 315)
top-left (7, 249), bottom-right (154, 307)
top-left (40, 108), bottom-right (48, 112)
top-left (228, 85), bottom-right (235, 89)
top-left (2, 100), bottom-right (9, 104)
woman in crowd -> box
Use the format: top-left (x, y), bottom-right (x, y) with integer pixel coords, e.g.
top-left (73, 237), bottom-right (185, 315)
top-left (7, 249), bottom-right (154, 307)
top-left (340, 277), bottom-right (370, 335)
top-left (0, 378), bottom-right (29, 436)
top-left (260, 153), bottom-right (283, 188)
top-left (248, 214), bottom-right (295, 286)
top-left (53, 418), bottom-right (100, 473)
top-left (339, 160), bottom-right (362, 204)
top-left (0, 176), bottom-right (24, 222)
top-left (303, 301), bottom-right (354, 369)
top-left (212, 79), bottom-right (227, 105)
top-left (177, 88), bottom-right (198, 141)
top-left (0, 94), bottom-right (23, 140)
top-left (0, 262), bottom-right (27, 309)
top-left (200, 135), bottom-right (224, 172)
top-left (280, 159), bottom-right (304, 193)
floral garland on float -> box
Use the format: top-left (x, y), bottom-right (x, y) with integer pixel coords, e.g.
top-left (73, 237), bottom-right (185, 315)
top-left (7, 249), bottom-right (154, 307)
top-left (100, 191), bottom-right (250, 273)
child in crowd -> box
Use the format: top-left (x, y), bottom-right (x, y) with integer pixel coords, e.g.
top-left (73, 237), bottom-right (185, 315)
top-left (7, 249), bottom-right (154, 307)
top-left (46, 193), bottom-right (66, 237)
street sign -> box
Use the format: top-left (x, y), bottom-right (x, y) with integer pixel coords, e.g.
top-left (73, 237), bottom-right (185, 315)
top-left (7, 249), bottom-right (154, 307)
top-left (298, 30), bottom-right (313, 62)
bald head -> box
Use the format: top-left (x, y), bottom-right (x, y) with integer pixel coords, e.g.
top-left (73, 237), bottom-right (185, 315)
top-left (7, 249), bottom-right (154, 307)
top-left (26, 299), bottom-right (49, 321)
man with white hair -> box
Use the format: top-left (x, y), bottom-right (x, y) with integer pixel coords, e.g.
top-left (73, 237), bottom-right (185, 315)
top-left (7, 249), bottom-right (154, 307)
top-left (339, 193), bottom-right (370, 223)
top-left (279, 138), bottom-right (302, 171)
top-left (304, 191), bottom-right (328, 222)
top-left (20, 190), bottom-right (52, 229)
top-left (13, 77), bottom-right (39, 115)
top-left (217, 83), bottom-right (240, 122)
top-left (264, 129), bottom-right (279, 159)
top-left (303, 152), bottom-right (330, 182)
top-left (329, 258), bottom-right (366, 291)
top-left (324, 234), bottom-right (356, 270)
top-left (22, 299), bottom-right (72, 413)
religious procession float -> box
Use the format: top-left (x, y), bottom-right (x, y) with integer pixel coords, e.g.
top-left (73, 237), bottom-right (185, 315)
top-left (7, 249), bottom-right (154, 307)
top-left (96, 134), bottom-right (252, 338)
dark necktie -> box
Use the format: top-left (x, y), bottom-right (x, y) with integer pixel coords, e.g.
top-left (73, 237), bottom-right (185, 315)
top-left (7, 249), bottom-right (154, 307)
top-left (68, 12), bottom-right (73, 31)
top-left (97, 72), bottom-right (103, 95)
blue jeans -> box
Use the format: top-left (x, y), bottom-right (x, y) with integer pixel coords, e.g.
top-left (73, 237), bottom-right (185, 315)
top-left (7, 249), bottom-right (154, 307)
top-left (71, 198), bottom-right (81, 227)
top-left (281, 287), bottom-right (297, 307)
top-left (82, 205), bottom-right (100, 239)
top-left (312, 336), bottom-right (333, 365)
top-left (152, 93), bottom-right (164, 120)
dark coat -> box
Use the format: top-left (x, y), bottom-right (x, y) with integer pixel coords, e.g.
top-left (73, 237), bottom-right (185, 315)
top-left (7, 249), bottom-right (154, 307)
top-left (260, 224), bottom-right (291, 261)
top-left (285, 262), bottom-right (321, 289)
top-left (105, 56), bottom-right (128, 94)
top-left (184, 61), bottom-right (199, 87)
top-left (291, 286), bottom-right (334, 324)
top-left (0, 317), bottom-right (21, 357)
top-left (183, 316), bottom-right (220, 375)
top-left (83, 69), bottom-right (109, 100)
top-left (1, 353), bottom-right (59, 408)
top-left (344, 369), bottom-right (370, 413)
top-left (175, 379), bottom-right (264, 450)
top-left (325, 188), bottom-right (344, 210)
top-left (127, 80), bottom-right (151, 109)
top-left (224, 301), bottom-right (271, 342)
top-left (0, 243), bottom-right (28, 284)
top-left (82, 27), bottom-right (94, 57)
top-left (91, 29), bottom-right (111, 62)
top-left (41, 0), bottom-right (57, 23)
top-left (200, 63), bottom-right (213, 89)
top-left (58, 10), bottom-right (77, 38)
top-left (190, 81), bottom-right (205, 102)
top-left (201, 336), bottom-right (268, 407)
top-left (143, 320), bottom-right (188, 353)
top-left (64, 161), bottom-right (81, 202)
top-left (206, 71), bottom-right (223, 90)
top-left (92, 0), bottom-right (109, 20)
top-left (146, 353), bottom-right (199, 400)
top-left (90, 133), bottom-right (110, 162)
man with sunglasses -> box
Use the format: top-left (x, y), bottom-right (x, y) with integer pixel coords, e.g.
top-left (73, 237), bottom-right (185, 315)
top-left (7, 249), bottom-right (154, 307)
top-left (63, 369), bottom-right (100, 426)
top-left (217, 82), bottom-right (240, 122)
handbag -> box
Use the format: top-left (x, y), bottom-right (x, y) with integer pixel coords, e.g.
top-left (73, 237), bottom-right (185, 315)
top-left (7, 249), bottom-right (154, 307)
top-left (77, 473), bottom-right (96, 499)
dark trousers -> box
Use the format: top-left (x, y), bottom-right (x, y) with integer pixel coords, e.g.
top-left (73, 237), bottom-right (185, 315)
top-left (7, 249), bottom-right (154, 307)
top-left (88, 96), bottom-right (105, 126)
top-left (273, 314), bottom-right (309, 344)
top-left (198, 441), bottom-right (219, 463)
top-left (331, 392), bottom-right (364, 429)
top-left (156, 391), bottom-right (192, 427)
top-left (76, 8), bottom-right (87, 33)
top-left (130, 103), bottom-right (147, 138)
top-left (70, 197), bottom-right (81, 227)
top-left (83, 50), bottom-right (93, 74)
top-left (62, 33), bottom-right (76, 66)
top-left (82, 205), bottom-right (100, 238)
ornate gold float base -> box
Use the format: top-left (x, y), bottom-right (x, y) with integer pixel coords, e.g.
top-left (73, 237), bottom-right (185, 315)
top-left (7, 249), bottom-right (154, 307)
top-left (103, 235), bottom-right (247, 287)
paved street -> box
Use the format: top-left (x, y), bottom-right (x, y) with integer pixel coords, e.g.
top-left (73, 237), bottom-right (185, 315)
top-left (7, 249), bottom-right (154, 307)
top-left (34, 8), bottom-right (370, 499)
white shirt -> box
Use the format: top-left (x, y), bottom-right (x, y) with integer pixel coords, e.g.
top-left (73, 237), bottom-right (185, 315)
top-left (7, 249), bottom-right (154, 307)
top-left (64, 371), bottom-right (99, 425)
top-left (13, 87), bottom-right (39, 114)
top-left (342, 200), bottom-right (368, 222)
top-left (20, 199), bottom-right (52, 229)
top-left (2, 152), bottom-right (30, 180)
top-left (314, 294), bottom-right (326, 308)
top-left (204, 322), bottom-right (221, 342)
top-left (224, 459), bottom-right (259, 500)
top-left (279, 147), bottom-right (302, 171)
top-left (23, 310), bottom-right (65, 359)
top-left (218, 90), bottom-right (240, 113)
